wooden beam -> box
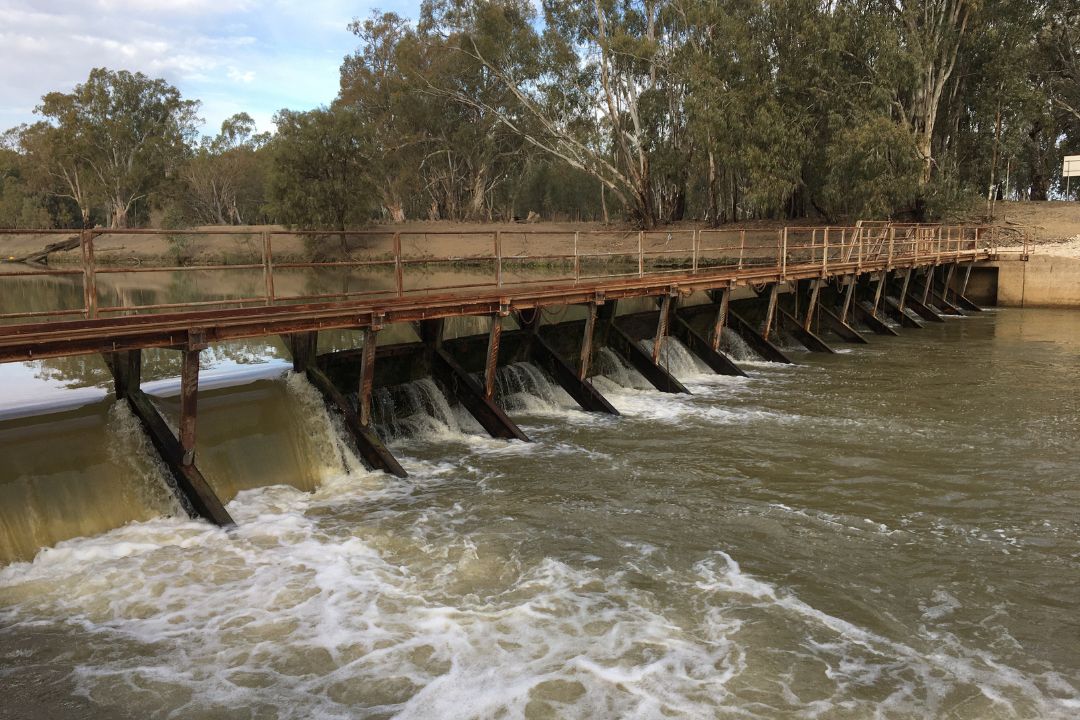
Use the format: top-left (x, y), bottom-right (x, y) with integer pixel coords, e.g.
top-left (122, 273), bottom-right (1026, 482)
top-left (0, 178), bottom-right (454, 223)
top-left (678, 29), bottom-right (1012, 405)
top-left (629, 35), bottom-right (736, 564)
top-left (483, 316), bottom-right (502, 400)
top-left (287, 331), bottom-right (318, 373)
top-left (179, 347), bottom-right (200, 466)
top-left (358, 326), bottom-right (378, 426)
top-left (880, 296), bottom-right (924, 329)
top-left (727, 310), bottom-right (794, 363)
top-left (304, 366), bottom-right (406, 477)
top-left (840, 276), bottom-right (857, 324)
top-left (432, 347), bottom-right (530, 440)
top-left (761, 283), bottom-right (779, 340)
top-left (708, 287), bottom-right (730, 352)
top-left (803, 280), bottom-right (821, 332)
top-left (104, 348), bottom-right (233, 527)
top-left (901, 284), bottom-right (946, 322)
top-left (109, 349), bottom-right (141, 399)
top-left (671, 313), bottom-right (747, 376)
top-left (777, 306), bottom-right (836, 353)
top-left (851, 300), bottom-right (900, 336)
top-left (817, 304), bottom-right (869, 344)
top-left (528, 331), bottom-right (619, 414)
top-left (605, 323), bottom-right (690, 393)
top-left (579, 302), bottom-right (598, 381)
top-left (652, 293), bottom-right (674, 362)
top-left (896, 268), bottom-right (912, 313)
top-left (921, 266), bottom-right (935, 305)
top-left (871, 272), bottom-right (887, 317)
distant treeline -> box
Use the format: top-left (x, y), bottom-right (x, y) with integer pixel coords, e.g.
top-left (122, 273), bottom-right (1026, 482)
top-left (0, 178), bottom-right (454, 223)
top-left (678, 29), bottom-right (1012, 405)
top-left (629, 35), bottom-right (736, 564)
top-left (1, 0), bottom-right (1078, 231)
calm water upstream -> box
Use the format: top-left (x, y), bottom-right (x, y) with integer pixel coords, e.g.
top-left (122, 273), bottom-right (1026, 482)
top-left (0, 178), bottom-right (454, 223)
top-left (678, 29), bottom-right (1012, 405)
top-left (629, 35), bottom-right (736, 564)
top-left (0, 308), bottom-right (1078, 719)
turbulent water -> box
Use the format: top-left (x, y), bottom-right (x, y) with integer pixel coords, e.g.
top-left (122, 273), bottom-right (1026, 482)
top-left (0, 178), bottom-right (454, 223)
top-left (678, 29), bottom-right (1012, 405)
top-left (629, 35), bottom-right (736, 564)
top-left (1, 308), bottom-right (1080, 719)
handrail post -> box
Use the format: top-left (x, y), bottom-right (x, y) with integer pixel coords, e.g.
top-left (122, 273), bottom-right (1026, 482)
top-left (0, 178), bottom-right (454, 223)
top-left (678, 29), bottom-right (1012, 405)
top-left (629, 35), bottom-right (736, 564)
top-left (692, 229), bottom-right (698, 273)
top-left (822, 227), bottom-right (829, 276)
top-left (781, 227), bottom-right (788, 280)
top-left (494, 230), bottom-right (503, 288)
top-left (573, 231), bottom-right (580, 282)
top-left (393, 232), bottom-right (403, 297)
top-left (81, 228), bottom-right (97, 319)
top-left (261, 231), bottom-right (273, 306)
top-left (887, 227), bottom-right (894, 270)
top-left (638, 230), bottom-right (644, 278)
top-left (738, 230), bottom-right (745, 271)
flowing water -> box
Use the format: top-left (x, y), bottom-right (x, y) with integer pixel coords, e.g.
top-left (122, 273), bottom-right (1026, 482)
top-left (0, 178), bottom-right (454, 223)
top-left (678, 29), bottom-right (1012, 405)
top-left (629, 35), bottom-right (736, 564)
top-left (1, 308), bottom-right (1079, 719)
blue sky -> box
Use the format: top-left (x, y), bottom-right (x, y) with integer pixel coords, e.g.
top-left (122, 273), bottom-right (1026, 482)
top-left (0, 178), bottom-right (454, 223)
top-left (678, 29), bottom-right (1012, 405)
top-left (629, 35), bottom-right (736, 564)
top-left (0, 0), bottom-right (417, 139)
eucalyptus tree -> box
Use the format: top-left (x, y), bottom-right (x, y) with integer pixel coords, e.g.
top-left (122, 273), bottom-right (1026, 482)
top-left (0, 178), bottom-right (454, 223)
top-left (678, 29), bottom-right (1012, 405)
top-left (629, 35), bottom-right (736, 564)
top-left (32, 68), bottom-right (199, 228)
top-left (268, 105), bottom-right (376, 232)
top-left (183, 113), bottom-right (270, 226)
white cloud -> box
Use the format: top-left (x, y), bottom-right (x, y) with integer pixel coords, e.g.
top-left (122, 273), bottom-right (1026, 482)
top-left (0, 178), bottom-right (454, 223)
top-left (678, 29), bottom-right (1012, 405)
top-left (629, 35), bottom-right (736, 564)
top-left (227, 67), bottom-right (255, 84)
top-left (0, 0), bottom-right (404, 135)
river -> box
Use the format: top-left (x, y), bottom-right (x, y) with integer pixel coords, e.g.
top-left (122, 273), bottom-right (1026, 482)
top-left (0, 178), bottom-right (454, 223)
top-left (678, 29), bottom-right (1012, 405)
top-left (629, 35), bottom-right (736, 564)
top-left (0, 308), bottom-right (1078, 718)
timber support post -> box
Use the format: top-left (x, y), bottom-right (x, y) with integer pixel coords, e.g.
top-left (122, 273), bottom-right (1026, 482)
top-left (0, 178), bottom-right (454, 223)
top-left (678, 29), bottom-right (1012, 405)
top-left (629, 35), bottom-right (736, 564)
top-left (358, 324), bottom-right (379, 427)
top-left (579, 302), bottom-right (598, 380)
top-left (652, 291), bottom-right (676, 363)
top-left (871, 272), bottom-right (887, 318)
top-left (105, 342), bottom-right (234, 527)
top-left (803, 280), bottom-right (821, 333)
top-left (524, 308), bottom-right (619, 414)
top-left (840, 275), bottom-right (857, 324)
top-left (708, 287), bottom-right (730, 352)
top-left (761, 283), bottom-right (779, 341)
top-left (896, 269), bottom-right (912, 313)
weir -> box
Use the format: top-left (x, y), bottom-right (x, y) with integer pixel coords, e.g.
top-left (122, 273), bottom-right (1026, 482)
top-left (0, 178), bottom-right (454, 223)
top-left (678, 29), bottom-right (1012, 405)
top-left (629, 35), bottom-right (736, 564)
top-left (0, 222), bottom-right (1010, 561)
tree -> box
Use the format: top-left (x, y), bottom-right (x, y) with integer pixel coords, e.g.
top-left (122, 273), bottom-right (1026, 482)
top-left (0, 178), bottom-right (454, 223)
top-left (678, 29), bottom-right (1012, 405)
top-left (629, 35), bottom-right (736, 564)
top-left (183, 113), bottom-right (270, 225)
top-left (268, 105), bottom-right (375, 232)
top-left (33, 68), bottom-right (199, 228)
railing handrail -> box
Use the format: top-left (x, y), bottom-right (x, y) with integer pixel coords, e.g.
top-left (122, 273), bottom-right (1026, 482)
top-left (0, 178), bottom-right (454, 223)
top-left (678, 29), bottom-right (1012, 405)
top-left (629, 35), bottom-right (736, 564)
top-left (0, 222), bottom-right (1002, 327)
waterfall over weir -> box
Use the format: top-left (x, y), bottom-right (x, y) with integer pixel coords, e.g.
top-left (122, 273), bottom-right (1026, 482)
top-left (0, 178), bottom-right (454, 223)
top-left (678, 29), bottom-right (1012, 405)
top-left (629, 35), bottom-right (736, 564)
top-left (0, 374), bottom-right (354, 565)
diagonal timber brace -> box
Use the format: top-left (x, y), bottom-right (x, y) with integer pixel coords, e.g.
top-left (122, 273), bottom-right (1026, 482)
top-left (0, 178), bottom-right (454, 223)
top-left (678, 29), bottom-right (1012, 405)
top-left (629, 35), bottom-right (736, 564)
top-left (287, 330), bottom-right (407, 478)
top-left (105, 347), bottom-right (234, 527)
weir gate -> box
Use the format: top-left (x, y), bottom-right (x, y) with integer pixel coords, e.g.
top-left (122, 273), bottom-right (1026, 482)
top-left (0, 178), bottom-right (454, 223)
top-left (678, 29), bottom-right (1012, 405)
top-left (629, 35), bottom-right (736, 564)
top-left (0, 223), bottom-right (1014, 529)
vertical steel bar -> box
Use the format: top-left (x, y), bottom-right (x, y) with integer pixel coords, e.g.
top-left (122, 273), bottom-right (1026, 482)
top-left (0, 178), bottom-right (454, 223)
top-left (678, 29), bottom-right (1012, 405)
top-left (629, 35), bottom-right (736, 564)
top-left (841, 276), bottom-right (856, 324)
top-left (804, 280), bottom-right (820, 332)
top-left (897, 268), bottom-right (912, 312)
top-left (261, 231), bottom-right (272, 306)
top-left (495, 231), bottom-right (503, 288)
top-left (574, 231), bottom-right (580, 282)
top-left (579, 302), bottom-right (598, 380)
top-left (823, 228), bottom-right (829, 276)
top-left (692, 229), bottom-right (699, 273)
top-left (179, 347), bottom-right (200, 466)
top-left (710, 287), bottom-right (730, 352)
top-left (653, 293), bottom-right (673, 363)
top-left (359, 327), bottom-right (378, 427)
top-left (762, 284), bottom-right (779, 340)
top-left (781, 228), bottom-right (787, 279)
top-left (484, 316), bottom-right (502, 400)
top-left (922, 266), bottom-right (934, 305)
top-left (81, 229), bottom-right (98, 319)
top-left (738, 230), bottom-right (745, 271)
top-left (394, 232), bottom-right (403, 297)
top-left (638, 230), bottom-right (644, 278)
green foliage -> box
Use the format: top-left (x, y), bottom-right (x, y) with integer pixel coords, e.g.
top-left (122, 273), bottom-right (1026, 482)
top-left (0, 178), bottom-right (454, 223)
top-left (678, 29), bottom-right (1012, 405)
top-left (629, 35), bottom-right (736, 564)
top-left (267, 106), bottom-right (376, 232)
top-left (2, 1), bottom-right (1077, 227)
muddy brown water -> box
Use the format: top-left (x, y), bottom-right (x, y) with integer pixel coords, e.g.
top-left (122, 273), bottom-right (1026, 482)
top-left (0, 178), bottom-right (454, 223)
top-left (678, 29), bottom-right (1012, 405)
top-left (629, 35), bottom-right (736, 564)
top-left (0, 308), bottom-right (1078, 718)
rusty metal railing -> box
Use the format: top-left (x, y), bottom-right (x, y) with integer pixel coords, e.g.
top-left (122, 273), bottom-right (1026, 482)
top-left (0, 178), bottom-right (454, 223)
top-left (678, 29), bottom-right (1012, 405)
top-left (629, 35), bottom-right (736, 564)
top-left (0, 223), bottom-right (999, 326)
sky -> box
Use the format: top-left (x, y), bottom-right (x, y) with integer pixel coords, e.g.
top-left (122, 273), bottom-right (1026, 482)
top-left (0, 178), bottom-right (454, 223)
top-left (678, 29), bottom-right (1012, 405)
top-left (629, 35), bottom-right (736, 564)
top-left (0, 0), bottom-right (415, 139)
